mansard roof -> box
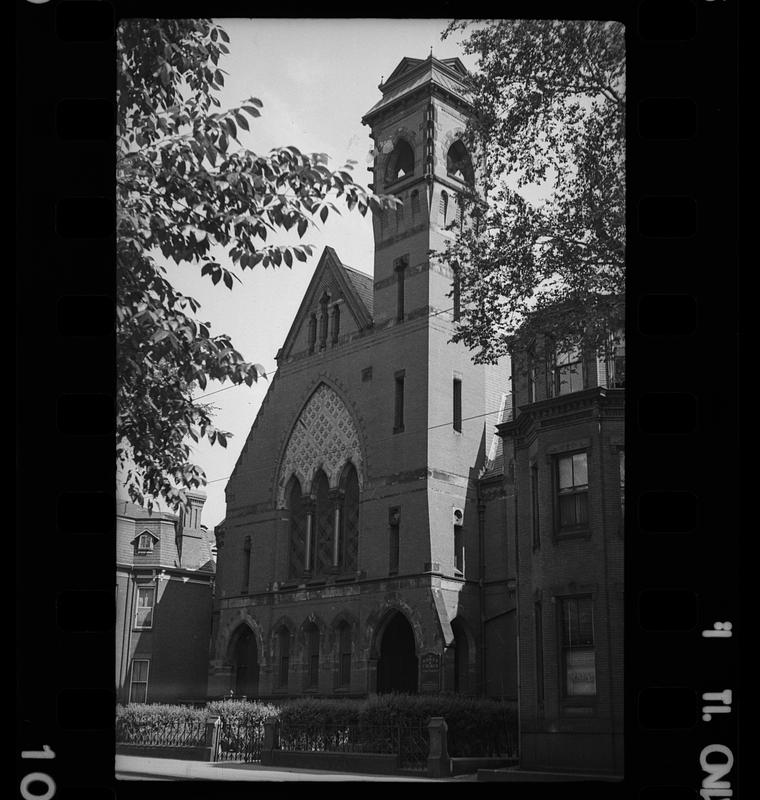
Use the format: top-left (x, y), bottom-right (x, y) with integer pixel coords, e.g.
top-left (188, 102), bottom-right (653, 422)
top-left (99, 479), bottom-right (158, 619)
top-left (117, 500), bottom-right (178, 523)
top-left (278, 246), bottom-right (373, 360)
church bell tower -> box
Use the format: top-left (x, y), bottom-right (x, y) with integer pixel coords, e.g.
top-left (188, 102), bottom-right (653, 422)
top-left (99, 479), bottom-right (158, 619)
top-left (362, 55), bottom-right (475, 325)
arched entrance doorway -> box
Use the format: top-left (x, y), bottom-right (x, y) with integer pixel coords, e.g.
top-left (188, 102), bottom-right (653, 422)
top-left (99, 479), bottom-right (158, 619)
top-left (232, 626), bottom-right (260, 697)
top-left (376, 612), bottom-right (418, 694)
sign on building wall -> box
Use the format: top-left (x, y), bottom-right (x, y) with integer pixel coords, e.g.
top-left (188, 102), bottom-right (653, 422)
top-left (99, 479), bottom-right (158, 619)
top-left (420, 652), bottom-right (441, 692)
top-left (566, 649), bottom-right (597, 696)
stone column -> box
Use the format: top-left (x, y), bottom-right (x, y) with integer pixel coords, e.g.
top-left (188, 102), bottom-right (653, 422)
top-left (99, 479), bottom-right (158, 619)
top-left (426, 717), bottom-right (450, 778)
top-left (205, 715), bottom-right (221, 762)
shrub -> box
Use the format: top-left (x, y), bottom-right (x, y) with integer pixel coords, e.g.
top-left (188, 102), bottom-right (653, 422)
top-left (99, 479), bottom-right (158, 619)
top-left (206, 698), bottom-right (280, 726)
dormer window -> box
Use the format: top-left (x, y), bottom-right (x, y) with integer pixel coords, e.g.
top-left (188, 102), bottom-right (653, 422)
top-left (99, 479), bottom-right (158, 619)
top-left (135, 531), bottom-right (157, 554)
top-left (384, 139), bottom-right (414, 186)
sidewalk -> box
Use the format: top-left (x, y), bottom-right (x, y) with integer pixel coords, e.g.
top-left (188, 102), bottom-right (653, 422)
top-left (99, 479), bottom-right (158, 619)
top-left (115, 755), bottom-right (476, 782)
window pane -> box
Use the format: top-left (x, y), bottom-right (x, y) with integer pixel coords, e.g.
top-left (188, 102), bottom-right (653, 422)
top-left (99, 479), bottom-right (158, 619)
top-left (135, 607), bottom-right (152, 627)
top-left (566, 647), bottom-right (596, 696)
top-left (132, 660), bottom-right (148, 682)
top-left (573, 453), bottom-right (588, 486)
top-left (569, 365), bottom-right (584, 392)
top-left (575, 492), bottom-right (589, 525)
top-left (578, 599), bottom-right (594, 643)
top-left (129, 682), bottom-right (147, 703)
top-left (559, 494), bottom-right (576, 527)
top-left (558, 456), bottom-right (573, 489)
top-left (556, 346), bottom-right (581, 366)
top-left (137, 587), bottom-right (154, 607)
top-left (340, 652), bottom-right (351, 685)
top-left (310, 654), bottom-right (319, 686)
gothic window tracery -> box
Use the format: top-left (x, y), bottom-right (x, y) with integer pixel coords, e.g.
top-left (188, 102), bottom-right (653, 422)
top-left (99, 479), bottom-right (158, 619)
top-left (277, 384), bottom-right (363, 508)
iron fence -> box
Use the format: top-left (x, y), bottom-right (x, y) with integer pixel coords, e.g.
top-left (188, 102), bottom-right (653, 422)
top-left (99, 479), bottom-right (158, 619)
top-left (277, 721), bottom-right (428, 770)
top-left (116, 716), bottom-right (207, 748)
top-left (215, 718), bottom-right (265, 762)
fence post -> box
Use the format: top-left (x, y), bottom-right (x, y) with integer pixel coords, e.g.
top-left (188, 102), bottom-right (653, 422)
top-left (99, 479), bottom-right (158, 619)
top-left (426, 717), bottom-right (450, 778)
top-left (261, 720), bottom-right (279, 766)
top-left (205, 715), bottom-right (221, 762)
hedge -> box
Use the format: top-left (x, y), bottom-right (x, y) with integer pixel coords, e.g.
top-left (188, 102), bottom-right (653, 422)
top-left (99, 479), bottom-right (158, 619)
top-left (277, 694), bottom-right (516, 757)
top-left (115, 695), bottom-right (516, 758)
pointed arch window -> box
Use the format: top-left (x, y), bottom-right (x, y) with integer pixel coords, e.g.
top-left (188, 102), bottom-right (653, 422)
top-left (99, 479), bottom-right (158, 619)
top-left (331, 304), bottom-right (341, 344)
top-left (319, 293), bottom-right (330, 349)
top-left (287, 478), bottom-right (306, 578)
top-left (384, 138), bottom-right (414, 185)
top-left (313, 470), bottom-right (332, 575)
top-left (452, 265), bottom-right (461, 322)
top-left (340, 464), bottom-right (359, 573)
top-left (276, 627), bottom-right (290, 689)
top-left (305, 622), bottom-right (320, 689)
top-left (440, 190), bottom-right (449, 226)
top-left (241, 536), bottom-right (252, 593)
top-left (411, 189), bottom-right (420, 218)
top-left (337, 622), bottom-right (352, 687)
top-left (308, 314), bottom-right (317, 354)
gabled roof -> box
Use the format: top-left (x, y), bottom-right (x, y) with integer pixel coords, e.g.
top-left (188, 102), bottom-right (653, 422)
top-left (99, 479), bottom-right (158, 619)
top-left (278, 246), bottom-right (373, 360)
top-left (131, 529), bottom-right (160, 543)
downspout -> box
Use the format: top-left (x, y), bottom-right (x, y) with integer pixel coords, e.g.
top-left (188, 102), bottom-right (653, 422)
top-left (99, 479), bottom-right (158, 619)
top-left (512, 434), bottom-right (522, 759)
top-left (596, 394), bottom-right (618, 773)
top-left (477, 489), bottom-right (486, 694)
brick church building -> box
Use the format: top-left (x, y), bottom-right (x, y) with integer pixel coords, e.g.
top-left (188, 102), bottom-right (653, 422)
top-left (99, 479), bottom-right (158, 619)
top-left (208, 55), bottom-right (516, 702)
top-left (207, 54), bottom-right (624, 776)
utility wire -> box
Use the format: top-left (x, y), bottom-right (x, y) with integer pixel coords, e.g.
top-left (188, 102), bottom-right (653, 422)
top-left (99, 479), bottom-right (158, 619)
top-left (192, 305), bottom-right (458, 402)
top-left (202, 400), bottom-right (511, 485)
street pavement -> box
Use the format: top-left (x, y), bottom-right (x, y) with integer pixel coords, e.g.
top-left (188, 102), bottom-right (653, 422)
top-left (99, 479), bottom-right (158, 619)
top-left (115, 755), bottom-right (478, 782)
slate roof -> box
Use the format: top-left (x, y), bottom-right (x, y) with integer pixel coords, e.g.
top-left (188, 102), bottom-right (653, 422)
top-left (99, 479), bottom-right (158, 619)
top-left (480, 395), bottom-right (514, 480)
top-left (342, 263), bottom-right (374, 318)
top-left (363, 55), bottom-right (472, 121)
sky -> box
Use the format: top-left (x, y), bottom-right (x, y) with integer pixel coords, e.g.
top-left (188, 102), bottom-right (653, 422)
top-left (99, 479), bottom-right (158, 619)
top-left (123, 19), bottom-right (481, 530)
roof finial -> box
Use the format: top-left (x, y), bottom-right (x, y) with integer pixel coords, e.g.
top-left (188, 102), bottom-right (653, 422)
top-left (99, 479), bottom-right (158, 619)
top-left (430, 45), bottom-right (433, 59)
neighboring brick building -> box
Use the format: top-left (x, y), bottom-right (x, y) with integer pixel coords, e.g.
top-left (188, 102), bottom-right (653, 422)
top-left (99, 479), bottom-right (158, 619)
top-left (497, 323), bottom-right (625, 775)
top-left (116, 492), bottom-right (216, 704)
top-left (209, 55), bottom-right (516, 701)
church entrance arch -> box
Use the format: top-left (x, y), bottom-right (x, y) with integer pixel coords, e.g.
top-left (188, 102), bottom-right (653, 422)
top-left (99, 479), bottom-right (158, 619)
top-left (375, 611), bottom-right (418, 694)
top-left (231, 625), bottom-right (260, 697)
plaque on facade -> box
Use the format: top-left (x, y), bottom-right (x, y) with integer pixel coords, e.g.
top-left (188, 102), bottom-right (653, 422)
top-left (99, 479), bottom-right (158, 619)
top-left (419, 652), bottom-right (441, 692)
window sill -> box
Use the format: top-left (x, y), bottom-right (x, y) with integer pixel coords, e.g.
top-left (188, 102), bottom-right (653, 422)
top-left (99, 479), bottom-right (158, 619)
top-left (559, 699), bottom-right (597, 718)
top-left (554, 529), bottom-right (591, 542)
top-left (393, 426), bottom-right (405, 434)
top-left (133, 627), bottom-right (153, 632)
